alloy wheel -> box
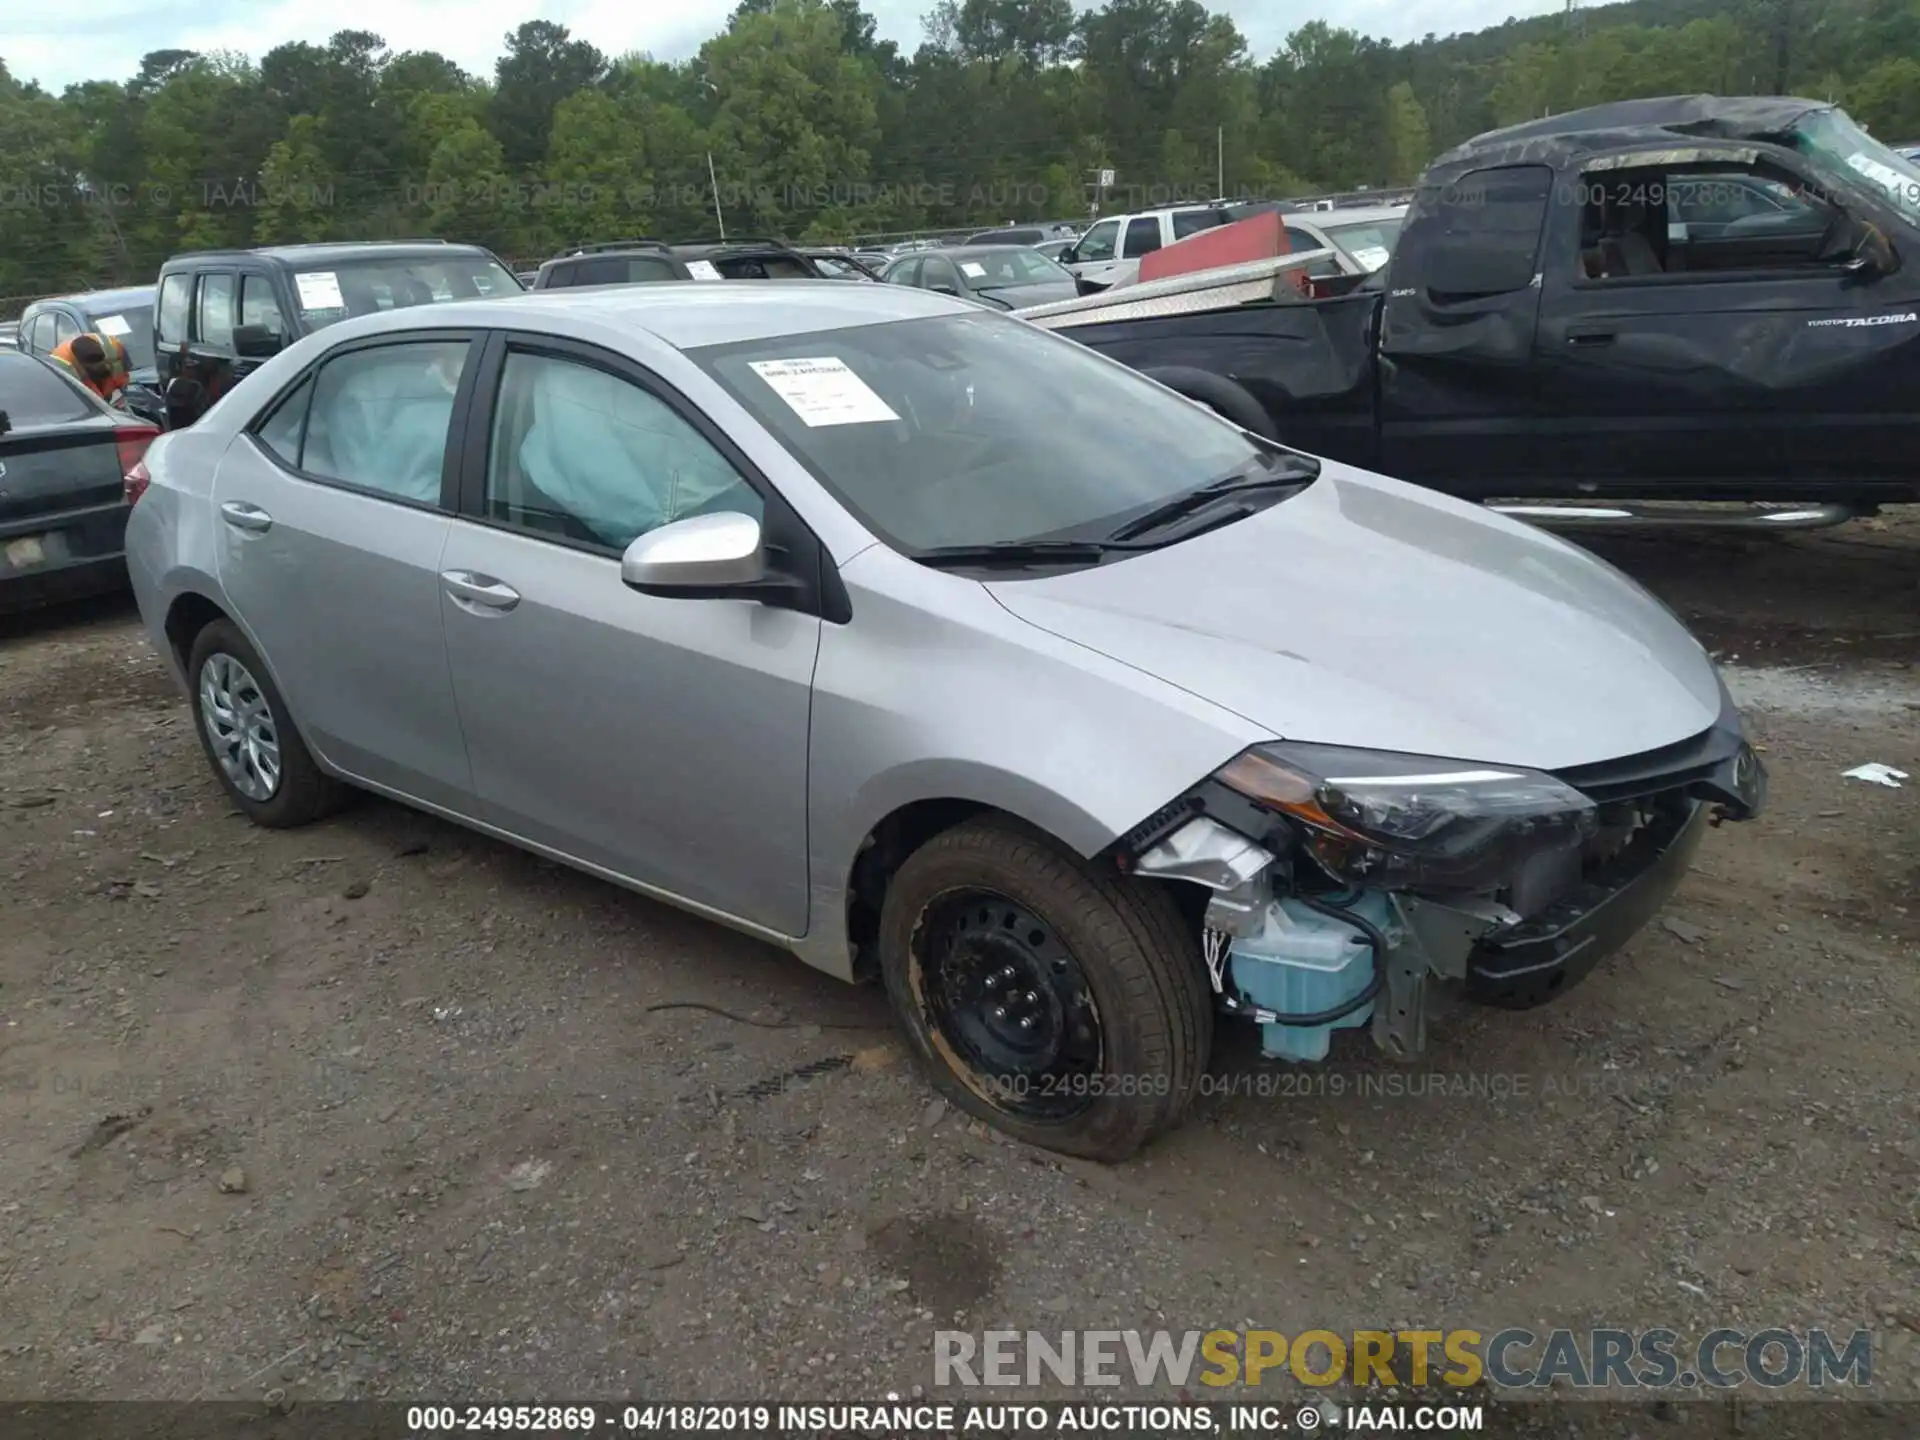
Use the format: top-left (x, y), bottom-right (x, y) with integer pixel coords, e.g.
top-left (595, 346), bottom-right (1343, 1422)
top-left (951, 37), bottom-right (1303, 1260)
top-left (198, 652), bottom-right (282, 802)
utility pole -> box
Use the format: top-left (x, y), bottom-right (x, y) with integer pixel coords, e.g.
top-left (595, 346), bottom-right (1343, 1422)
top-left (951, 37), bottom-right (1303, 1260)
top-left (707, 152), bottom-right (726, 240)
top-left (1216, 127), bottom-right (1224, 198)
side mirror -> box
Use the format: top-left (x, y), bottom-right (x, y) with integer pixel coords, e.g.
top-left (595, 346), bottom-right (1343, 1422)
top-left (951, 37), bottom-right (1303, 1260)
top-left (621, 511), bottom-right (784, 599)
top-left (233, 324), bottom-right (284, 359)
top-left (1843, 219), bottom-right (1895, 281)
top-left (1059, 246), bottom-right (1078, 265)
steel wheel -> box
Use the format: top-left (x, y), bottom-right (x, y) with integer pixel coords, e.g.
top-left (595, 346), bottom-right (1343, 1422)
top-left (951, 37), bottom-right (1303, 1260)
top-left (197, 652), bottom-right (281, 802)
top-left (916, 889), bottom-right (1105, 1120)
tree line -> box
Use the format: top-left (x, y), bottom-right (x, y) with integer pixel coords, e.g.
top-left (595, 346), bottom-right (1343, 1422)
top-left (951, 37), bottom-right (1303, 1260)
top-left (4, 0), bottom-right (1920, 305)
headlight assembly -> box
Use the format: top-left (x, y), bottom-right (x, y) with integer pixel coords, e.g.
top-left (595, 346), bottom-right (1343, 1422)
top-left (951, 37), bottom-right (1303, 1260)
top-left (1216, 742), bottom-right (1598, 892)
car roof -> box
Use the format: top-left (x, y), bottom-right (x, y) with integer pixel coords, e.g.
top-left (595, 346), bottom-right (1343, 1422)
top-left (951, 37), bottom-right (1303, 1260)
top-left (671, 239), bottom-right (803, 258)
top-left (913, 245), bottom-right (1043, 259)
top-left (163, 241), bottom-right (498, 269)
top-left (27, 284), bottom-right (154, 311)
top-left (1429, 93), bottom-right (1833, 179)
top-left (309, 279), bottom-right (966, 353)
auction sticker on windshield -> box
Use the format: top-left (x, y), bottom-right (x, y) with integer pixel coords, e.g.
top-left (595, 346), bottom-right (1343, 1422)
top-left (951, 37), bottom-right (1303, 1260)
top-left (1349, 245), bottom-right (1391, 271)
top-left (959, 261), bottom-right (986, 278)
top-left (93, 313), bottom-right (132, 337)
top-left (748, 357), bottom-right (900, 427)
top-left (295, 272), bottom-right (345, 310)
top-left (686, 260), bottom-right (723, 281)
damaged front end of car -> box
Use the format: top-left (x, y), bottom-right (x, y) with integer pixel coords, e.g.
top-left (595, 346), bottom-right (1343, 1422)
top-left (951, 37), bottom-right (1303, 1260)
top-left (1109, 691), bottom-right (1767, 1064)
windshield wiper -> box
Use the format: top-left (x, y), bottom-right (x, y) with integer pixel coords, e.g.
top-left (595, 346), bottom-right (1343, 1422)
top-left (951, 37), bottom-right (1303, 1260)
top-left (912, 539), bottom-right (1134, 569)
top-left (1105, 455), bottom-right (1319, 543)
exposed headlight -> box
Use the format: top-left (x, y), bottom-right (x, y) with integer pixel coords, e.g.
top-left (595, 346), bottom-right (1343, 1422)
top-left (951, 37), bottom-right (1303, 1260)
top-left (1216, 742), bottom-right (1598, 891)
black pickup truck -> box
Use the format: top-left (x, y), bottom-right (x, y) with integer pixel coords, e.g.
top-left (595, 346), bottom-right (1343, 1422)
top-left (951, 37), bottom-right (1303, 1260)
top-left (1055, 95), bottom-right (1920, 508)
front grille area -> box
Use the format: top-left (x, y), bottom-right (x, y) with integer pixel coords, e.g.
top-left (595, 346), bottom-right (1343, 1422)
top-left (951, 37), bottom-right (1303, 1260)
top-left (1553, 720), bottom-right (1745, 806)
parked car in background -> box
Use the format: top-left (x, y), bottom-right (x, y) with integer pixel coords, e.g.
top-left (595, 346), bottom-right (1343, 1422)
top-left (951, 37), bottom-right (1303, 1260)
top-left (532, 240), bottom-right (692, 289)
top-left (672, 237), bottom-right (827, 280)
top-left (154, 240), bottom-right (522, 428)
top-left (535, 238), bottom-right (828, 288)
top-left (964, 223), bottom-right (1082, 247)
top-left (0, 322), bottom-right (18, 350)
top-left (1273, 205), bottom-right (1408, 278)
top-left (0, 351), bottom-right (159, 609)
top-left (881, 245), bottom-right (1080, 308)
top-left (1033, 238), bottom-right (1076, 262)
top-left (17, 286), bottom-right (165, 425)
top-left (516, 270), bottom-right (538, 286)
top-left (1059, 205), bottom-right (1237, 289)
top-left (123, 280), bottom-right (1762, 1161)
top-left (800, 249), bottom-right (883, 281)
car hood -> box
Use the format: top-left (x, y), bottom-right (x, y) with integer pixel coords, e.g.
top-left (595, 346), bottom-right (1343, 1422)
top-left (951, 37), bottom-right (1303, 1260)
top-left (984, 281), bottom-right (1080, 308)
top-left (985, 464), bottom-right (1724, 772)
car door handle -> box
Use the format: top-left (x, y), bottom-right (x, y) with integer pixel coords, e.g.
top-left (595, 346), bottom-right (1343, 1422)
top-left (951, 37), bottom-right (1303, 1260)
top-left (1566, 328), bottom-right (1617, 346)
top-left (441, 570), bottom-right (520, 613)
top-left (219, 501), bottom-right (273, 533)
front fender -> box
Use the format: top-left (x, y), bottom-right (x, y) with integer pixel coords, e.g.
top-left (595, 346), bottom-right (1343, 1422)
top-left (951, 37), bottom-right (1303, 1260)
top-left (790, 551), bottom-right (1269, 980)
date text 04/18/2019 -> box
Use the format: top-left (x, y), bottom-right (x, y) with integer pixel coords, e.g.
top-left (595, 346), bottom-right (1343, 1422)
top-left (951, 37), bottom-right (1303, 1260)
top-left (403, 1402), bottom-right (1490, 1434)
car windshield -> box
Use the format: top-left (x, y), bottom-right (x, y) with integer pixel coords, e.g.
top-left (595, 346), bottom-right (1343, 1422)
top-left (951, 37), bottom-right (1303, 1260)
top-left (1788, 106), bottom-right (1920, 225)
top-left (689, 311), bottom-right (1301, 554)
top-left (83, 303), bottom-right (156, 371)
top-left (291, 255), bottom-right (522, 330)
top-left (1325, 219), bottom-right (1404, 271)
top-left (0, 352), bottom-right (96, 424)
top-left (955, 250), bottom-right (1073, 287)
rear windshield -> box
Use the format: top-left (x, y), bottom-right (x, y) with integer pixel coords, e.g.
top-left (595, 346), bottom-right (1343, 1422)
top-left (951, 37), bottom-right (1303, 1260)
top-left (0, 353), bottom-right (97, 425)
top-left (291, 255), bottom-right (522, 330)
top-left (704, 253), bottom-right (816, 280)
top-left (83, 303), bottom-right (156, 371)
top-left (547, 254), bottom-right (682, 287)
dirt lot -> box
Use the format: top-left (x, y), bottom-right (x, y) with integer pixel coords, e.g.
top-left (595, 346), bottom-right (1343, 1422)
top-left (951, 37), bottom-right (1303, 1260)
top-left (1, 513), bottom-right (1916, 1427)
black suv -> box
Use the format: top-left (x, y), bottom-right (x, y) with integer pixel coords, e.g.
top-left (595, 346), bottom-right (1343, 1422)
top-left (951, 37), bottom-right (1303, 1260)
top-left (531, 237), bottom-right (825, 289)
top-left (153, 240), bottom-right (521, 424)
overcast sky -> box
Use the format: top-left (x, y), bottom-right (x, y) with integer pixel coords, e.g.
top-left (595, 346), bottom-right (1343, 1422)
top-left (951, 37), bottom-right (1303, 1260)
top-left (9, 0), bottom-right (1564, 93)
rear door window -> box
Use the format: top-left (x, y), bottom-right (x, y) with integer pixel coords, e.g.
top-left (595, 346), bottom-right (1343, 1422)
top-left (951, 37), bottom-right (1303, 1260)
top-left (299, 340), bottom-right (470, 506)
top-left (1171, 209), bottom-right (1230, 239)
top-left (0, 352), bottom-right (96, 424)
top-left (195, 273), bottom-right (237, 348)
top-left (240, 274), bottom-right (290, 339)
top-left (1123, 217), bottom-right (1163, 257)
top-left (156, 273), bottom-right (192, 344)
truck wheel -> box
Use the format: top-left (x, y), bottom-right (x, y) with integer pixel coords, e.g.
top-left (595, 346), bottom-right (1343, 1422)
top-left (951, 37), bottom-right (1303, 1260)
top-left (1144, 366), bottom-right (1279, 441)
top-left (877, 815), bottom-right (1212, 1162)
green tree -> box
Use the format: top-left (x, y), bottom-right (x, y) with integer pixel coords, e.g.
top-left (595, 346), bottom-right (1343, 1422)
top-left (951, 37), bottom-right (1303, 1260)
top-left (1383, 81), bottom-right (1430, 185)
top-left (699, 0), bottom-right (884, 235)
top-left (1847, 57), bottom-right (1920, 141)
top-left (490, 21), bottom-right (606, 169)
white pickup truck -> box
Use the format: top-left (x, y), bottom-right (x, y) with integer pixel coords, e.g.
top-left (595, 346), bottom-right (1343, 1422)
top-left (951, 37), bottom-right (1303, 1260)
top-left (1057, 205), bottom-right (1237, 290)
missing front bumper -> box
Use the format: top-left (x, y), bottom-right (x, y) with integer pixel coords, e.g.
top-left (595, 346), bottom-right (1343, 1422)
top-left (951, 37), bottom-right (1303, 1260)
top-left (1463, 799), bottom-right (1711, 1009)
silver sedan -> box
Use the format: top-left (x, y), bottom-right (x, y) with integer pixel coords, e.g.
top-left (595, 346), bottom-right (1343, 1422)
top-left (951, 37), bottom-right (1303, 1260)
top-left (124, 282), bottom-right (1761, 1159)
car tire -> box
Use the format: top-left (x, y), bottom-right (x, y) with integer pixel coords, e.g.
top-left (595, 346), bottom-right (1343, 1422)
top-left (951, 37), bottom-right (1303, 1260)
top-left (186, 618), bottom-right (342, 828)
top-left (878, 815), bottom-right (1213, 1162)
top-left (1144, 366), bottom-right (1280, 441)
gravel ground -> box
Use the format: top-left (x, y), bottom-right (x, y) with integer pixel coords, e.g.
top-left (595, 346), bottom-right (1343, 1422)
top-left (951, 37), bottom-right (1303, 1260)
top-left (0, 512), bottom-right (1916, 1430)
